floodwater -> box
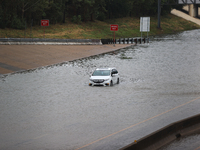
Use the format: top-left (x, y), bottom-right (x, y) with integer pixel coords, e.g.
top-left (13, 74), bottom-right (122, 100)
top-left (1, 29), bottom-right (200, 150)
top-left (161, 134), bottom-right (200, 150)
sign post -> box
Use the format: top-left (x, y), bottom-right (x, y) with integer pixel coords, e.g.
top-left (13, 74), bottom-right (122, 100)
top-left (41, 19), bottom-right (49, 38)
top-left (110, 24), bottom-right (118, 46)
top-left (140, 17), bottom-right (150, 43)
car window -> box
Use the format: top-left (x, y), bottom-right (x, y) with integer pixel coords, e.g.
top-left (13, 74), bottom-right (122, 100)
top-left (92, 70), bottom-right (110, 76)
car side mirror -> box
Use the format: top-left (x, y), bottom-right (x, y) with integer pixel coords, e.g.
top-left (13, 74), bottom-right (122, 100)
top-left (112, 73), bottom-right (115, 77)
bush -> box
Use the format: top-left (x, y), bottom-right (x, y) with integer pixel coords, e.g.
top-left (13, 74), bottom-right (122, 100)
top-left (77, 15), bottom-right (81, 23)
top-left (71, 15), bottom-right (76, 23)
top-left (97, 12), bottom-right (106, 21)
top-left (71, 15), bottom-right (82, 24)
top-left (11, 16), bottom-right (25, 29)
top-left (0, 9), bottom-right (6, 28)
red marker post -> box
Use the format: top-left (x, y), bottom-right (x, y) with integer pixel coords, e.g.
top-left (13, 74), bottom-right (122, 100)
top-left (41, 19), bottom-right (49, 38)
top-left (110, 24), bottom-right (118, 46)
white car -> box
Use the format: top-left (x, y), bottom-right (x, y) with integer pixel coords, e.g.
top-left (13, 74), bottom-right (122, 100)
top-left (89, 68), bottom-right (119, 86)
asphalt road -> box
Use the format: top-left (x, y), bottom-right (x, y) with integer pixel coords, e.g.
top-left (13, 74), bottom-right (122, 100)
top-left (1, 30), bottom-right (200, 150)
top-left (0, 44), bottom-right (133, 75)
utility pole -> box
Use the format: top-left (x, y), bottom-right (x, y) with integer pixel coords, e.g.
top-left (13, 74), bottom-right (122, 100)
top-left (157, 0), bottom-right (161, 29)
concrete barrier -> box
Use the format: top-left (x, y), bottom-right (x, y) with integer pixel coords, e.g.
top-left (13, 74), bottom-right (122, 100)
top-left (0, 38), bottom-right (150, 45)
top-left (120, 114), bottom-right (200, 150)
top-left (0, 38), bottom-right (101, 45)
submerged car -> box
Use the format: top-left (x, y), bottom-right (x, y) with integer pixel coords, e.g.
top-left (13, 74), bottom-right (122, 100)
top-left (89, 68), bottom-right (119, 86)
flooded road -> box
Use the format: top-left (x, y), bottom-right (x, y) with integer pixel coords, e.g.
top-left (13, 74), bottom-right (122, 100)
top-left (161, 134), bottom-right (200, 150)
top-left (1, 29), bottom-right (200, 150)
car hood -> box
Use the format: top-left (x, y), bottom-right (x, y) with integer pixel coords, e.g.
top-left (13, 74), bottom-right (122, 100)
top-left (90, 76), bottom-right (110, 80)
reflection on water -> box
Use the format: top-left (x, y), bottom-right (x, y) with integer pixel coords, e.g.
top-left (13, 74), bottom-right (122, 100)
top-left (1, 29), bottom-right (200, 150)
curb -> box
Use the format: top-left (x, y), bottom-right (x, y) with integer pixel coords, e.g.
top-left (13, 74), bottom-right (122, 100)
top-left (120, 114), bottom-right (200, 150)
top-left (0, 38), bottom-right (102, 45)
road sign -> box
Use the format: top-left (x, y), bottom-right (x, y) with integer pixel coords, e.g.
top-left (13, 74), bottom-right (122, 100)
top-left (41, 20), bottom-right (49, 38)
top-left (140, 17), bottom-right (150, 32)
top-left (41, 20), bottom-right (49, 26)
top-left (140, 17), bottom-right (150, 43)
top-left (110, 24), bottom-right (118, 46)
top-left (110, 24), bottom-right (118, 31)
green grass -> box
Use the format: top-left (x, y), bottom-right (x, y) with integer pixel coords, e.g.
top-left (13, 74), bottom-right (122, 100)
top-left (119, 53), bottom-right (133, 59)
top-left (0, 14), bottom-right (200, 39)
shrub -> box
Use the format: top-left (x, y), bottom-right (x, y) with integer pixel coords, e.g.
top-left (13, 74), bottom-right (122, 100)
top-left (71, 15), bottom-right (82, 24)
top-left (11, 15), bottom-right (25, 29)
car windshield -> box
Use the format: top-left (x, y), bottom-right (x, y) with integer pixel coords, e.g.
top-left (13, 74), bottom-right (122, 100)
top-left (92, 70), bottom-right (110, 76)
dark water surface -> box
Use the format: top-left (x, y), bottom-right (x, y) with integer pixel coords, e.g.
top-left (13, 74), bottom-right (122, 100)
top-left (1, 30), bottom-right (200, 150)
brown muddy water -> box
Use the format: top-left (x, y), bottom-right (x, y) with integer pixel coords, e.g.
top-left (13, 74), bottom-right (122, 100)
top-left (1, 30), bottom-right (200, 150)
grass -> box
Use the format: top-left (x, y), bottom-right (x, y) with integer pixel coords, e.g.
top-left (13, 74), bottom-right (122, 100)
top-left (0, 14), bottom-right (200, 39)
top-left (119, 53), bottom-right (133, 59)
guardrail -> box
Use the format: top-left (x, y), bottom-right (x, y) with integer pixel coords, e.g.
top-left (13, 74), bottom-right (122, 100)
top-left (120, 114), bottom-right (200, 150)
top-left (101, 38), bottom-right (149, 44)
top-left (0, 38), bottom-right (101, 45)
top-left (0, 38), bottom-right (149, 45)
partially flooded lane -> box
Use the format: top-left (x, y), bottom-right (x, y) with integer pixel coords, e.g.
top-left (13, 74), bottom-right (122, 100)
top-left (1, 30), bottom-right (200, 150)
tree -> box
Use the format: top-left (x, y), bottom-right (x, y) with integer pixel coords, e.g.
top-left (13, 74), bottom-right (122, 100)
top-left (0, 0), bottom-right (177, 29)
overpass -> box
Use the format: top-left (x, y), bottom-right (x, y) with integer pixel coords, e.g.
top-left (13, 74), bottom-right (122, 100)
top-left (174, 0), bottom-right (200, 18)
top-left (161, 0), bottom-right (200, 18)
top-left (183, 4), bottom-right (200, 17)
top-left (171, 6), bottom-right (200, 26)
top-left (158, 0), bottom-right (200, 28)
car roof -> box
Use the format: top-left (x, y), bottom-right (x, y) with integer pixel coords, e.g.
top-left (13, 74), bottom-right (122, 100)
top-left (95, 68), bottom-right (116, 70)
